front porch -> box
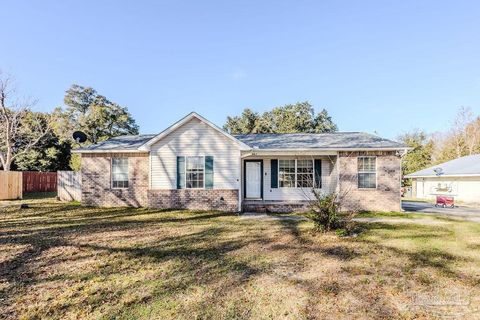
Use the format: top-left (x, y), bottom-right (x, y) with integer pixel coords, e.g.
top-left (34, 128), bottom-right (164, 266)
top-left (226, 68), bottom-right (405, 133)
top-left (240, 152), bottom-right (339, 212)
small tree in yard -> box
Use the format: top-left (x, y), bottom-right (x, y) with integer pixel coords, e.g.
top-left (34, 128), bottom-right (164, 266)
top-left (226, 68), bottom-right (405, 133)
top-left (0, 72), bottom-right (50, 171)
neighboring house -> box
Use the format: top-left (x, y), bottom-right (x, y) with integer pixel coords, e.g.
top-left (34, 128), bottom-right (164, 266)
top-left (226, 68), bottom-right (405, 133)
top-left (405, 154), bottom-right (480, 204)
top-left (73, 112), bottom-right (408, 212)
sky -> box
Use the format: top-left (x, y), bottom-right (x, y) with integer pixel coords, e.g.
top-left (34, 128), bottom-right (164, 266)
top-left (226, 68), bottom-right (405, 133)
top-left (1, 0), bottom-right (479, 139)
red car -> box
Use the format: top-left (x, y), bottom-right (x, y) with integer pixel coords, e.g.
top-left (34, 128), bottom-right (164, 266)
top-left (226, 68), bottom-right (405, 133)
top-left (435, 195), bottom-right (455, 208)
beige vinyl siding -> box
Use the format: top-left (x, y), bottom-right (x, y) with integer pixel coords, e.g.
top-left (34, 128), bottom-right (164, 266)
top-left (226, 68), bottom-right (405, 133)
top-left (242, 156), bottom-right (338, 201)
top-left (150, 118), bottom-right (241, 190)
top-left (414, 176), bottom-right (480, 204)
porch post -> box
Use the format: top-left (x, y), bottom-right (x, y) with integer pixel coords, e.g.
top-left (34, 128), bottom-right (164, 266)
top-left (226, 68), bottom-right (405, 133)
top-left (335, 152), bottom-right (340, 194)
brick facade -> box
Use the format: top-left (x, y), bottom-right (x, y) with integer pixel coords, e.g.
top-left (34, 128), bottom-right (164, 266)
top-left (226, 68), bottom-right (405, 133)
top-left (80, 150), bottom-right (400, 213)
top-left (148, 189), bottom-right (239, 212)
top-left (338, 151), bottom-right (401, 212)
top-left (81, 153), bottom-right (150, 207)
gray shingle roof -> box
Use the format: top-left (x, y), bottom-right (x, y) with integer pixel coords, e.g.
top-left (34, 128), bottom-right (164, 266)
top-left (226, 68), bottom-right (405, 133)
top-left (405, 154), bottom-right (480, 178)
top-left (234, 132), bottom-right (406, 149)
top-left (74, 134), bottom-right (156, 152)
top-left (74, 131), bottom-right (406, 152)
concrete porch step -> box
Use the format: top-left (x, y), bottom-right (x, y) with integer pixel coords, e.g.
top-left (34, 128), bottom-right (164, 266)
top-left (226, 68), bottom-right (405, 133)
top-left (242, 200), bottom-right (310, 213)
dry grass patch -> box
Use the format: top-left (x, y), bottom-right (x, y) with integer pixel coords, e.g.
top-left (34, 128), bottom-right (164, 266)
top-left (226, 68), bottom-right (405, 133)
top-left (1, 198), bottom-right (479, 319)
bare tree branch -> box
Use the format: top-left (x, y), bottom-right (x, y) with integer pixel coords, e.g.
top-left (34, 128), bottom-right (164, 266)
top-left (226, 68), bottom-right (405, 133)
top-left (0, 71), bottom-right (50, 171)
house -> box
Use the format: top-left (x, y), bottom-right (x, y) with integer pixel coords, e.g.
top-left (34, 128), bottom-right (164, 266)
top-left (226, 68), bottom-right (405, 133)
top-left (73, 112), bottom-right (408, 212)
top-left (405, 154), bottom-right (480, 204)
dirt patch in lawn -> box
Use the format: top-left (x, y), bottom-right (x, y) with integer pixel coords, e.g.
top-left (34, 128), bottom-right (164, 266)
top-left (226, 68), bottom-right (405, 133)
top-left (1, 199), bottom-right (479, 319)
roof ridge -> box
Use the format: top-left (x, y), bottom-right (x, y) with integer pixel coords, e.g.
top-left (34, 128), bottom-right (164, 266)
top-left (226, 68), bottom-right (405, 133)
top-left (109, 133), bottom-right (157, 137)
top-left (233, 131), bottom-right (365, 135)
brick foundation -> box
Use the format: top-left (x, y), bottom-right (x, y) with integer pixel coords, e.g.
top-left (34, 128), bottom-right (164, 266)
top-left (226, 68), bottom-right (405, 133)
top-left (148, 189), bottom-right (239, 212)
top-left (338, 151), bottom-right (401, 212)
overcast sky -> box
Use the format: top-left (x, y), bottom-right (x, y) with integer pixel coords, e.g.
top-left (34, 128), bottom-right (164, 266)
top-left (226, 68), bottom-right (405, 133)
top-left (1, 0), bottom-right (479, 139)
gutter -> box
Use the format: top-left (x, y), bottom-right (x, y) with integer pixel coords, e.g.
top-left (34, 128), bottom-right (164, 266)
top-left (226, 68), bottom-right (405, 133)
top-left (405, 174), bottom-right (480, 178)
top-left (71, 149), bottom-right (149, 154)
top-left (241, 147), bottom-right (410, 157)
top-left (246, 147), bottom-right (409, 152)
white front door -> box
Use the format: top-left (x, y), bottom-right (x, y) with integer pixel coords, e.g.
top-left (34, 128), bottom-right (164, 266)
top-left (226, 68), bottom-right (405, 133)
top-left (246, 161), bottom-right (262, 199)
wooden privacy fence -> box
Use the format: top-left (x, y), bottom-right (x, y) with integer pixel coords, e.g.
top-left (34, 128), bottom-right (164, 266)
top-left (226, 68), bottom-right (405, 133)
top-left (0, 171), bottom-right (23, 200)
top-left (23, 171), bottom-right (57, 193)
top-left (57, 171), bottom-right (82, 202)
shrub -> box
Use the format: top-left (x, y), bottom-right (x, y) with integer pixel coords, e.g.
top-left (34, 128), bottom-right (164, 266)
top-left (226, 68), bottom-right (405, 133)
top-left (307, 191), bottom-right (357, 234)
top-left (307, 193), bottom-right (340, 233)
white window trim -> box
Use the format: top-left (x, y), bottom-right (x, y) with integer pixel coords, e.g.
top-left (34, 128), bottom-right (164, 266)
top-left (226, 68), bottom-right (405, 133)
top-left (111, 157), bottom-right (129, 190)
top-left (184, 156), bottom-right (206, 189)
top-left (277, 159), bottom-right (317, 189)
top-left (357, 156), bottom-right (377, 189)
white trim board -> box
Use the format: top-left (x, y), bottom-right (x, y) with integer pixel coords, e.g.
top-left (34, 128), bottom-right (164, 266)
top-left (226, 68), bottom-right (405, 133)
top-left (407, 174), bottom-right (480, 178)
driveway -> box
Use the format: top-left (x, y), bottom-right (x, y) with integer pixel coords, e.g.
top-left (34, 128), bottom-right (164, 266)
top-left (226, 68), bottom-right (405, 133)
top-left (402, 201), bottom-right (480, 223)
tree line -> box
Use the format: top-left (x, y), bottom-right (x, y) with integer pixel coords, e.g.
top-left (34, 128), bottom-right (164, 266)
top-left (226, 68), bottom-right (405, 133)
top-left (0, 72), bottom-right (138, 171)
top-left (398, 106), bottom-right (480, 178)
top-left (223, 102), bottom-right (337, 134)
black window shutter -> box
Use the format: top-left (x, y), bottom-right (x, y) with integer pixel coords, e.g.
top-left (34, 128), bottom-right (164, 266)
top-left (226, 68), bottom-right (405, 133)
top-left (205, 156), bottom-right (214, 189)
top-left (177, 156), bottom-right (185, 189)
top-left (314, 159), bottom-right (322, 188)
top-left (271, 159), bottom-right (278, 188)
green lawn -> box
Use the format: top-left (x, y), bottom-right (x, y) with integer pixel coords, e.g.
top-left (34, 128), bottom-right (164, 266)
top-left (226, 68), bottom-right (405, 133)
top-left (1, 198), bottom-right (479, 319)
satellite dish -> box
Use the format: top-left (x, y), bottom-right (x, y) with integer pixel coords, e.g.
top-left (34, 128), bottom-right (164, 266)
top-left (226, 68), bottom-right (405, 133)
top-left (433, 167), bottom-right (443, 176)
top-left (72, 131), bottom-right (88, 143)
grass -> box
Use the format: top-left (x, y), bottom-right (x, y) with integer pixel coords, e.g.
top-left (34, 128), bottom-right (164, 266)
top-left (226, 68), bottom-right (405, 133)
top-left (1, 198), bottom-right (480, 319)
top-left (22, 192), bottom-right (58, 200)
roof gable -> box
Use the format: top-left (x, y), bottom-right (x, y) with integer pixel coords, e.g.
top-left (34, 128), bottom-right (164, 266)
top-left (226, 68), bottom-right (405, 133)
top-left (140, 112), bottom-right (250, 151)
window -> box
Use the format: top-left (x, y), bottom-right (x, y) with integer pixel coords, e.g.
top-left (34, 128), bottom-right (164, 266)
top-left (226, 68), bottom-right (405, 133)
top-left (279, 159), bottom-right (314, 188)
top-left (112, 158), bottom-right (129, 188)
top-left (358, 157), bottom-right (376, 189)
top-left (186, 156), bottom-right (204, 188)
top-left (296, 160), bottom-right (314, 188)
top-left (279, 160), bottom-right (296, 187)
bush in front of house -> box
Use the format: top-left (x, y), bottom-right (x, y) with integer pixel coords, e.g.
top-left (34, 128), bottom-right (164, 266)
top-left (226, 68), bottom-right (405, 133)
top-left (307, 191), bottom-right (357, 235)
top-left (307, 192), bottom-right (340, 232)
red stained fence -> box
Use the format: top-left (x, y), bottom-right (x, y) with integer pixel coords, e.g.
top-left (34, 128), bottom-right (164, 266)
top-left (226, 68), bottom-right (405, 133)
top-left (22, 171), bottom-right (57, 193)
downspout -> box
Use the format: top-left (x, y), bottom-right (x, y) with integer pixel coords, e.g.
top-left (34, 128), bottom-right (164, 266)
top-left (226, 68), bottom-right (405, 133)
top-left (335, 152), bottom-right (340, 195)
top-left (398, 148), bottom-right (409, 211)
